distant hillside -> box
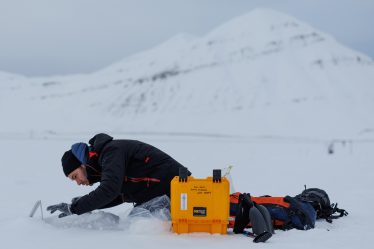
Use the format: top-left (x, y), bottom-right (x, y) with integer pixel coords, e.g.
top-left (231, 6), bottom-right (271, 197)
top-left (1, 8), bottom-right (374, 139)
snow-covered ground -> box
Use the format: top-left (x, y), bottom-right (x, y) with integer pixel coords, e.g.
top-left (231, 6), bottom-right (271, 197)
top-left (1, 7), bottom-right (373, 249)
top-left (0, 134), bottom-right (373, 248)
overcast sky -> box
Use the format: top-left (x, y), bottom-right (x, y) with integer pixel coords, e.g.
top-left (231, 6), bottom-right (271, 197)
top-left (0, 0), bottom-right (373, 77)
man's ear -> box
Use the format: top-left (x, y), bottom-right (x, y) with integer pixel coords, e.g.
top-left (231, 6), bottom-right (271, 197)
top-left (81, 165), bottom-right (88, 176)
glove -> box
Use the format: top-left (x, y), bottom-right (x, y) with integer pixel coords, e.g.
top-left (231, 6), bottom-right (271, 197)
top-left (47, 203), bottom-right (72, 218)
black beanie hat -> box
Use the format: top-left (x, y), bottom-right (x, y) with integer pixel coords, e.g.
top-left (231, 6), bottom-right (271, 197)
top-left (61, 150), bottom-right (81, 176)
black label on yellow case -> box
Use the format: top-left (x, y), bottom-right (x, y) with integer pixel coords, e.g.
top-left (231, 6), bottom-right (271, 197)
top-left (193, 207), bottom-right (207, 217)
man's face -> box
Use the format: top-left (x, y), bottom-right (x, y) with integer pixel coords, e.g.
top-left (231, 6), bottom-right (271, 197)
top-left (68, 165), bottom-right (89, 186)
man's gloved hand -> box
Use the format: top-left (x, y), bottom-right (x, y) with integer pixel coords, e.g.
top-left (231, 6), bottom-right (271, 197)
top-left (47, 203), bottom-right (72, 218)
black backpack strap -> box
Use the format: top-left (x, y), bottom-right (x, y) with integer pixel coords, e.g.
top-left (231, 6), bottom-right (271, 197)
top-left (329, 203), bottom-right (348, 220)
top-left (320, 203), bottom-right (348, 223)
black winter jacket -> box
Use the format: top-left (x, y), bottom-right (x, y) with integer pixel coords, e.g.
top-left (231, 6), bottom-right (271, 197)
top-left (70, 133), bottom-right (189, 215)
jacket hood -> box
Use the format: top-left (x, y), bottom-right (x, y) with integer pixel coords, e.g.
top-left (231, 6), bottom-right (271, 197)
top-left (88, 133), bottom-right (113, 153)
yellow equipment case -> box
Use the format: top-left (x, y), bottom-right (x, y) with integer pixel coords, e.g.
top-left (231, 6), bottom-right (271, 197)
top-left (170, 168), bottom-right (230, 234)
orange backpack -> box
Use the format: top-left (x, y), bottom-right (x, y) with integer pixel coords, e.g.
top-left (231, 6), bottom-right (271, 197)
top-left (230, 192), bottom-right (317, 230)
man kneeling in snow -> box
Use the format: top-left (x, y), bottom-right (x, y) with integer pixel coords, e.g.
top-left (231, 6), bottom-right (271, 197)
top-left (47, 133), bottom-right (190, 218)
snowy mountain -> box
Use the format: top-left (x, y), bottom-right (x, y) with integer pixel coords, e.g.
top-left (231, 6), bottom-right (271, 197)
top-left (1, 8), bottom-right (374, 139)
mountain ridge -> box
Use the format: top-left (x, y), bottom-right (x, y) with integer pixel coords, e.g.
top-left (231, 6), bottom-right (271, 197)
top-left (1, 8), bottom-right (373, 138)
